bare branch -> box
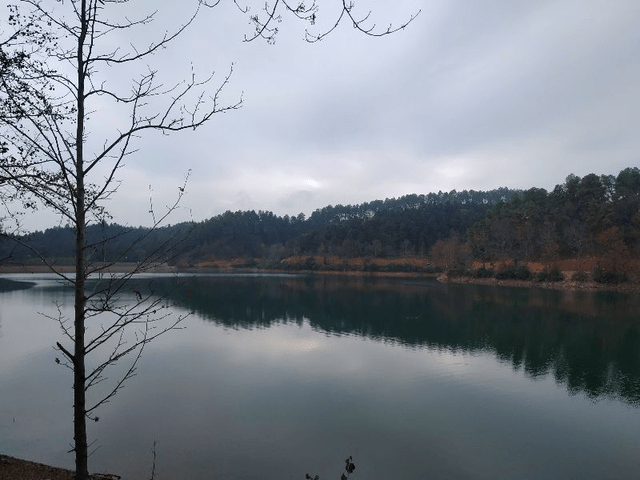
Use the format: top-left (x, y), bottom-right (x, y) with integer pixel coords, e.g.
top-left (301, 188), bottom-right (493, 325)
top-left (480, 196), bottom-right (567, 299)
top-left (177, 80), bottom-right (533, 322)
top-left (240, 0), bottom-right (420, 44)
top-left (56, 341), bottom-right (75, 362)
top-left (304, 1), bottom-right (421, 43)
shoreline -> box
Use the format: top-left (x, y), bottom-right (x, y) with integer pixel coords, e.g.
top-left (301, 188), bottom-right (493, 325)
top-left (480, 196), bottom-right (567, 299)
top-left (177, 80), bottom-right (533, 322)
top-left (0, 262), bottom-right (175, 274)
top-left (0, 454), bottom-right (119, 480)
top-left (440, 274), bottom-right (640, 294)
top-left (1, 262), bottom-right (639, 294)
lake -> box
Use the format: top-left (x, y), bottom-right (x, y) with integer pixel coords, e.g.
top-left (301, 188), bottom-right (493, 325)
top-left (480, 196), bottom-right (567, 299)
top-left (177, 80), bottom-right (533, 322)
top-left (1, 273), bottom-right (640, 479)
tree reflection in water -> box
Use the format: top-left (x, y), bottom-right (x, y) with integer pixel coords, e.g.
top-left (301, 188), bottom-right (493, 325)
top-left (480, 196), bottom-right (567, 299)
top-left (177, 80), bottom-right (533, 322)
top-left (122, 274), bottom-right (640, 406)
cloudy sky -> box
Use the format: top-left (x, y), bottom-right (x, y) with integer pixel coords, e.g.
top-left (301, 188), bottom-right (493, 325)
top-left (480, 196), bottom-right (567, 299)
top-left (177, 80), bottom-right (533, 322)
top-left (10, 0), bottom-right (640, 230)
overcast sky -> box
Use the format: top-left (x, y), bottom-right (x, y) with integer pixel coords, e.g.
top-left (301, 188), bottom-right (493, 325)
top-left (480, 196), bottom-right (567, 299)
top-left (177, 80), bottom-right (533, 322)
top-left (8, 0), bottom-right (640, 230)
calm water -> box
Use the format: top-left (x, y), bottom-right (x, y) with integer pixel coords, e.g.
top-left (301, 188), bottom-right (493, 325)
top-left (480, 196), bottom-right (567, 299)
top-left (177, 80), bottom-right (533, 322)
top-left (1, 273), bottom-right (640, 479)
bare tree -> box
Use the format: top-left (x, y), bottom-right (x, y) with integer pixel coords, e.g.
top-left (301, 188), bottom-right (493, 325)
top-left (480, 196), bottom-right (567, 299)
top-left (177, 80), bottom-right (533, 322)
top-left (0, 1), bottom-right (419, 479)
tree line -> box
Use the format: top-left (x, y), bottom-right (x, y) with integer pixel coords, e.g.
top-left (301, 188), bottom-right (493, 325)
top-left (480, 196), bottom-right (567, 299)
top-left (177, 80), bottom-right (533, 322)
top-left (462, 167), bottom-right (640, 281)
top-left (1, 187), bottom-right (518, 264)
top-left (2, 168), bottom-right (639, 279)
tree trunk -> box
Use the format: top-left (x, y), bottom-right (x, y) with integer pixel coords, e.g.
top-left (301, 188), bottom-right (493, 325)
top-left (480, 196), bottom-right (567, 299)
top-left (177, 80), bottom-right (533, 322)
top-left (74, 1), bottom-right (89, 478)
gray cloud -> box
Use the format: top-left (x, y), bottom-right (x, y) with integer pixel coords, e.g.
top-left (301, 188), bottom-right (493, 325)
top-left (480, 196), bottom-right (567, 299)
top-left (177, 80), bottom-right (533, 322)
top-left (4, 0), bottom-right (640, 230)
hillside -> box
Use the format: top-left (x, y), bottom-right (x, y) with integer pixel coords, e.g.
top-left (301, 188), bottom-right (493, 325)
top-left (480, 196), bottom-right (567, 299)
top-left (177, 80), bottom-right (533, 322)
top-left (1, 167), bottom-right (639, 285)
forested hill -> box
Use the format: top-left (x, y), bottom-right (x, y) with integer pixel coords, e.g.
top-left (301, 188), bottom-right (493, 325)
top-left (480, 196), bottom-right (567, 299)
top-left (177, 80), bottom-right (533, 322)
top-left (466, 168), bottom-right (640, 263)
top-left (0, 187), bottom-right (519, 263)
top-left (2, 168), bottom-right (640, 274)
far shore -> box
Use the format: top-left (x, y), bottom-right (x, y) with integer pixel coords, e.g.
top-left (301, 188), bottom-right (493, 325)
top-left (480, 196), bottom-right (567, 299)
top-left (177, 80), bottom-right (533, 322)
top-left (0, 262), bottom-right (175, 274)
top-left (1, 260), bottom-right (639, 294)
top-left (440, 273), bottom-right (640, 294)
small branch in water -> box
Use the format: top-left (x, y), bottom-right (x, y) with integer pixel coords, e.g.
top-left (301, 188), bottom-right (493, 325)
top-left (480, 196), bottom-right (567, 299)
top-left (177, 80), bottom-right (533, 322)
top-left (148, 440), bottom-right (157, 480)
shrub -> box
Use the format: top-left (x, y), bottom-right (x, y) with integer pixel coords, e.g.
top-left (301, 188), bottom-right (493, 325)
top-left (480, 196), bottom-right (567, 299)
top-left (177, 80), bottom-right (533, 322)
top-left (548, 267), bottom-right (564, 282)
top-left (572, 271), bottom-right (589, 282)
top-left (494, 268), bottom-right (509, 280)
top-left (514, 265), bottom-right (532, 280)
top-left (472, 267), bottom-right (495, 278)
top-left (385, 263), bottom-right (412, 272)
top-left (593, 266), bottom-right (627, 284)
top-left (258, 259), bottom-right (278, 269)
top-left (536, 268), bottom-right (563, 282)
top-left (496, 264), bottom-right (532, 280)
top-left (303, 256), bottom-right (317, 270)
top-left (447, 268), bottom-right (466, 278)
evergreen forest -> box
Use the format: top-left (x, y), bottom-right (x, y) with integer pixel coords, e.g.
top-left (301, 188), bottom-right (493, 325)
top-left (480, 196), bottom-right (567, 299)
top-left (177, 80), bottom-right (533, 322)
top-left (2, 167), bottom-right (639, 283)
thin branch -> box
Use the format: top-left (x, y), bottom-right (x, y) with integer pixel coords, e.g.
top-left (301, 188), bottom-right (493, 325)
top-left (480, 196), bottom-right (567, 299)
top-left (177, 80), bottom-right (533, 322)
top-left (305, 1), bottom-right (421, 43)
top-left (56, 341), bottom-right (75, 362)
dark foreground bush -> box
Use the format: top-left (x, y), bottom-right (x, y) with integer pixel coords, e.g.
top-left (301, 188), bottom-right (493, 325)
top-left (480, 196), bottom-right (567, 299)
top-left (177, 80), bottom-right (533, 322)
top-left (593, 266), bottom-right (627, 284)
top-left (548, 267), bottom-right (564, 282)
top-left (572, 271), bottom-right (590, 282)
top-left (536, 267), bottom-right (563, 282)
top-left (447, 268), bottom-right (466, 278)
top-left (472, 266), bottom-right (495, 278)
top-left (496, 264), bottom-right (532, 280)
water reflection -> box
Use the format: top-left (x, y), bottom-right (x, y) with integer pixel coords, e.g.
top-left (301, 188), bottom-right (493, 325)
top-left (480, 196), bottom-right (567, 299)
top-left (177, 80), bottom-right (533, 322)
top-left (130, 274), bottom-right (640, 406)
top-left (0, 277), bottom-right (36, 292)
top-left (3, 274), bottom-right (640, 479)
